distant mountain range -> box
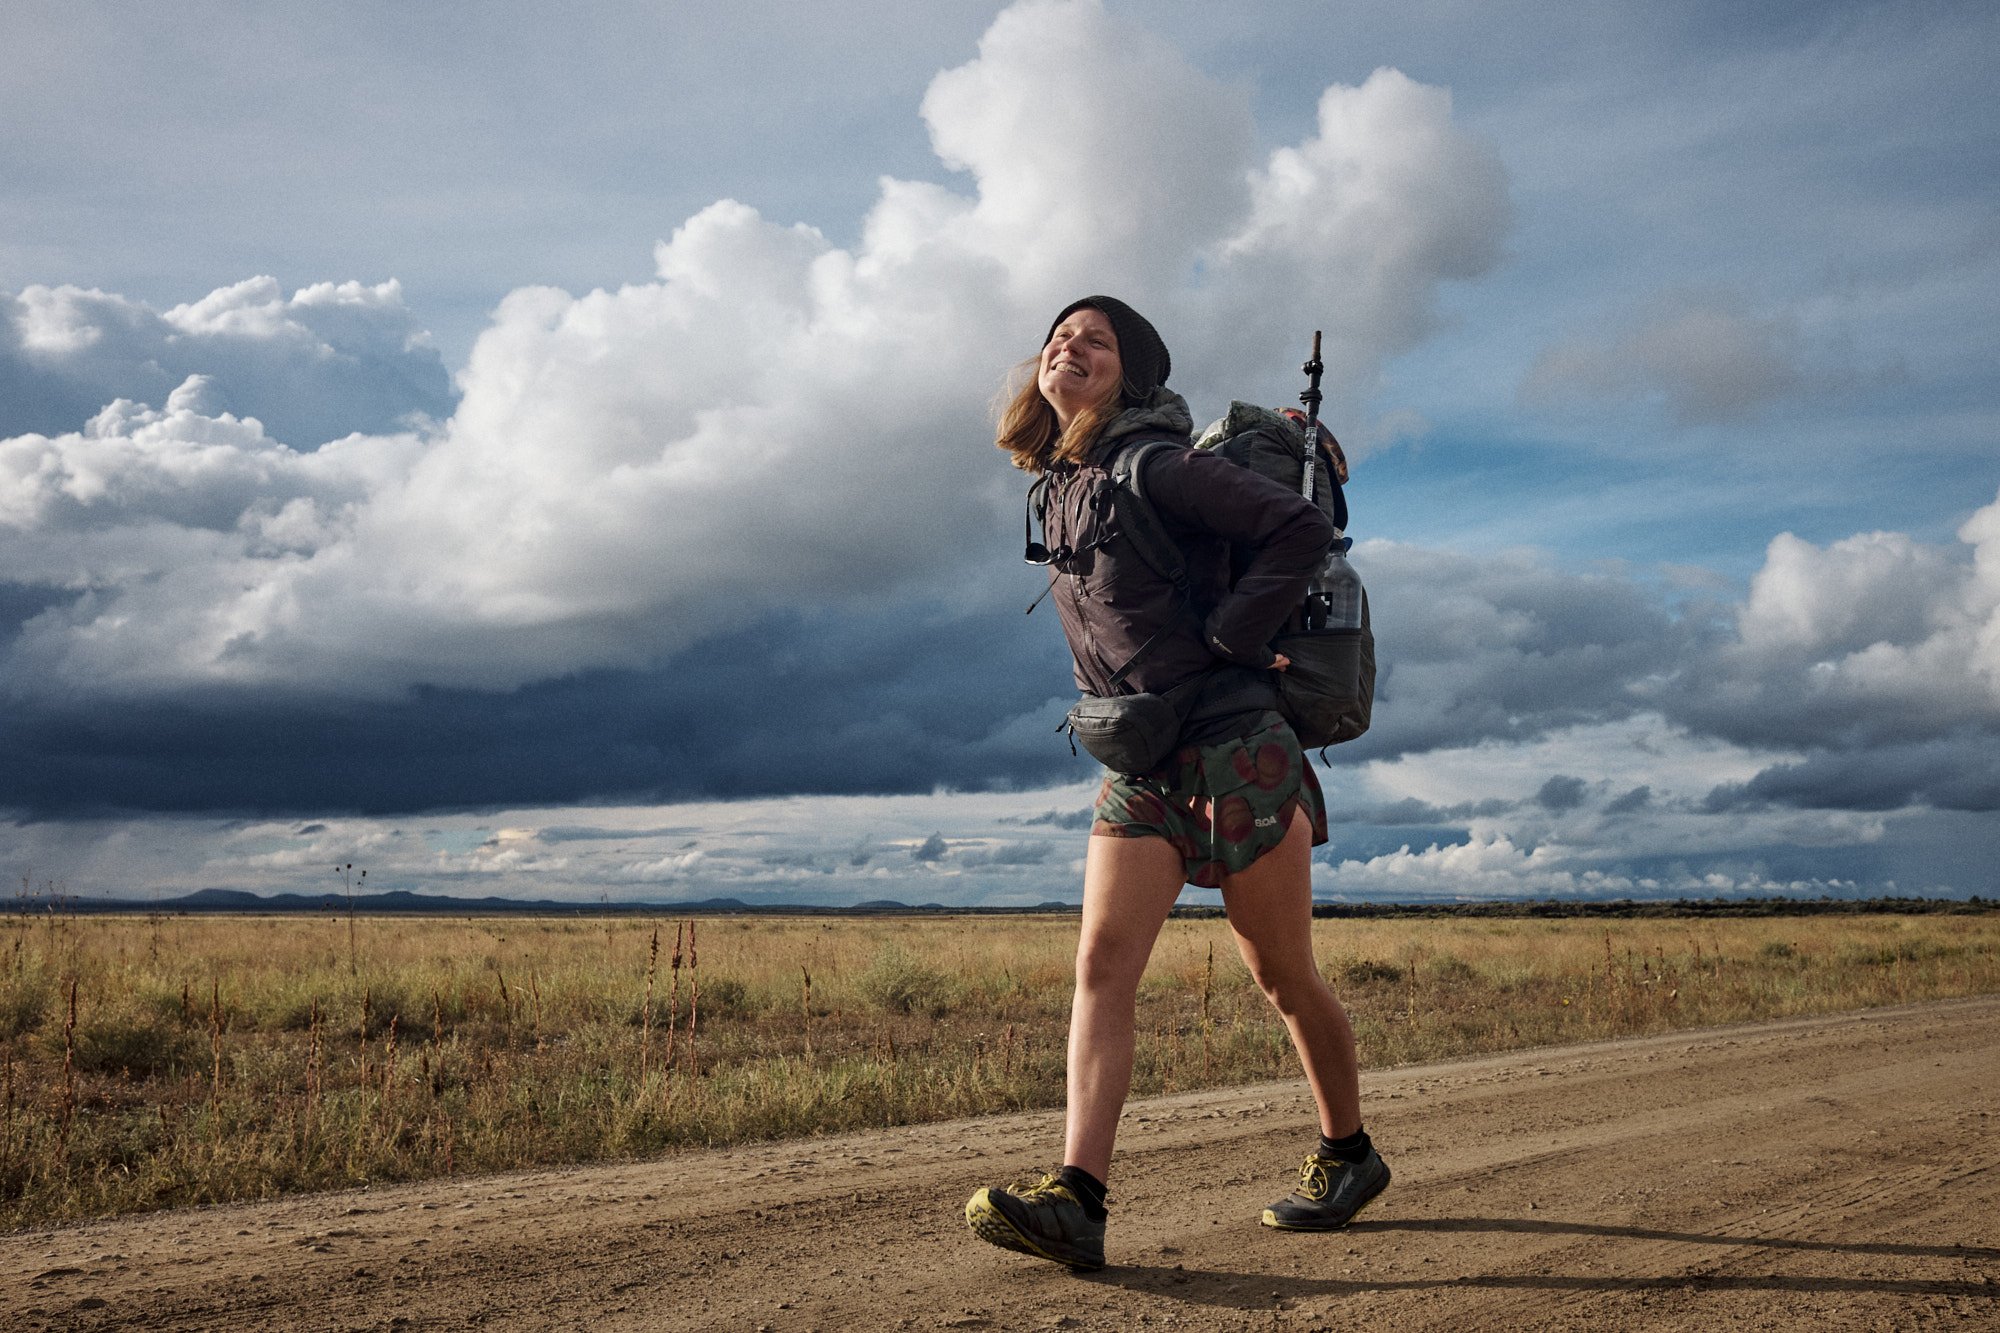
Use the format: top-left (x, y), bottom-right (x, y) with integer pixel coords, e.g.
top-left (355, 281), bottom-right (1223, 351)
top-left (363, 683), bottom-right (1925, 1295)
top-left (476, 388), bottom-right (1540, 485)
top-left (19, 887), bottom-right (1079, 916)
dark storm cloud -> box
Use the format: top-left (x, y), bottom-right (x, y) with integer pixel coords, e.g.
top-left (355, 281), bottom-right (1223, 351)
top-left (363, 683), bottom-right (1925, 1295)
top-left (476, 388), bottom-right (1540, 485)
top-left (0, 585), bottom-right (72, 646)
top-left (1534, 775), bottom-right (1588, 811)
top-left (1004, 808), bottom-right (1095, 830)
top-left (10, 515), bottom-right (1999, 830)
top-left (1340, 544), bottom-right (1714, 760)
top-left (1323, 795), bottom-right (1516, 825)
top-left (1704, 734), bottom-right (2000, 815)
top-left (0, 536), bottom-right (1729, 820)
top-left (0, 598), bottom-right (1084, 817)
top-left (1602, 785), bottom-right (1653, 815)
top-left (958, 840), bottom-right (1054, 867)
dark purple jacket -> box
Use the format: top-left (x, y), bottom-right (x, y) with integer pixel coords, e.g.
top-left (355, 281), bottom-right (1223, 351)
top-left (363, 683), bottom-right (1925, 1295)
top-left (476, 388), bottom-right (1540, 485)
top-left (1038, 390), bottom-right (1334, 698)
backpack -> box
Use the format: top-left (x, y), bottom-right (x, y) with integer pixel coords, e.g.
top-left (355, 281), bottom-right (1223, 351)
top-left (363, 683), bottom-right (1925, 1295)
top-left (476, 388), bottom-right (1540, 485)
top-left (1107, 405), bottom-right (1374, 752)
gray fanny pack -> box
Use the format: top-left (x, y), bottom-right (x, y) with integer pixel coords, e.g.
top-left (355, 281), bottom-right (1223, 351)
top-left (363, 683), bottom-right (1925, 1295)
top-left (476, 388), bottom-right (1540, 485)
top-left (1063, 674), bottom-right (1201, 776)
top-left (1065, 665), bottom-right (1276, 774)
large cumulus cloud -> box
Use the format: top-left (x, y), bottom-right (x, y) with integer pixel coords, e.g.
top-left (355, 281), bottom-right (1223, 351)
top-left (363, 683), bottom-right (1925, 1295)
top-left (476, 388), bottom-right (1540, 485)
top-left (1344, 484), bottom-right (2000, 825)
top-left (1346, 486), bottom-right (2000, 826)
top-left (1672, 496), bottom-right (2000, 814)
top-left (1344, 486), bottom-right (2000, 832)
top-left (1675, 503), bottom-right (2000, 747)
top-left (1, 0), bottom-right (1509, 711)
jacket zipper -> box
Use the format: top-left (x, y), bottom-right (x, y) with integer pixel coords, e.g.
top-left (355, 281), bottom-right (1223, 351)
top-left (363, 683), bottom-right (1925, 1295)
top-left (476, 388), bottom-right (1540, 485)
top-left (1065, 473), bottom-right (1116, 695)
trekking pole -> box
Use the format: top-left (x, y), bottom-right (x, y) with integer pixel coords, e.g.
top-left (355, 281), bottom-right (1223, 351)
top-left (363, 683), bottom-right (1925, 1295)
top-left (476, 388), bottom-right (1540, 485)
top-left (1298, 330), bottom-right (1324, 505)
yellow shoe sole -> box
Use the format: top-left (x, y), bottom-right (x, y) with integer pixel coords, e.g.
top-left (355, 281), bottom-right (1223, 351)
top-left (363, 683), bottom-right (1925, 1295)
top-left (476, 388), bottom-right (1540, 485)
top-left (1261, 1184), bottom-right (1386, 1231)
top-left (965, 1188), bottom-right (1105, 1271)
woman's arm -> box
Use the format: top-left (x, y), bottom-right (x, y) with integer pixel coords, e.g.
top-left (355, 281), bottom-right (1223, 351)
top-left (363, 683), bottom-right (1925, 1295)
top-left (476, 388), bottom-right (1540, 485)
top-left (1142, 448), bottom-right (1335, 668)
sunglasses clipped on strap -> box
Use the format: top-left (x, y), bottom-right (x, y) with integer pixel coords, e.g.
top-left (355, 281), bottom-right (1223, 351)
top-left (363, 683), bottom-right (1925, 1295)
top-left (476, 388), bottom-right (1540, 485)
top-left (1023, 474), bottom-right (1115, 564)
top-left (1022, 475), bottom-right (1115, 613)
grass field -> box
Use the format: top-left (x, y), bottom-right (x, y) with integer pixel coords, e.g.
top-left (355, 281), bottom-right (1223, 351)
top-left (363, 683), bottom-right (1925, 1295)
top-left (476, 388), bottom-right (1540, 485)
top-left (3, 907), bottom-right (1996, 1230)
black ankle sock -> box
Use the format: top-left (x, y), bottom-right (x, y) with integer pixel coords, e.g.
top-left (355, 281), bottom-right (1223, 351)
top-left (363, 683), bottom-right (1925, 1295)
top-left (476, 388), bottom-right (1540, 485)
top-left (1320, 1127), bottom-right (1372, 1162)
top-left (1057, 1165), bottom-right (1109, 1221)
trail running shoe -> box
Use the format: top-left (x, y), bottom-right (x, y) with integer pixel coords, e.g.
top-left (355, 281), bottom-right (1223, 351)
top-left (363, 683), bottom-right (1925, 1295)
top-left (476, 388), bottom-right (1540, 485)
top-left (965, 1174), bottom-right (1106, 1270)
top-left (1261, 1147), bottom-right (1391, 1231)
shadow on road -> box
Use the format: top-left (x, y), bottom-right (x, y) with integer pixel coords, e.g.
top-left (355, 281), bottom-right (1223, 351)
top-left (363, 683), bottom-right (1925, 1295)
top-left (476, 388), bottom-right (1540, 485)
top-left (1358, 1214), bottom-right (2000, 1260)
top-left (1081, 1214), bottom-right (1999, 1312)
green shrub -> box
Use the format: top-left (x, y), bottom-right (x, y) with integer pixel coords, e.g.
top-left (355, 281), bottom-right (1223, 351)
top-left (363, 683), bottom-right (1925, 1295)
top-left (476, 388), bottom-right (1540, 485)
top-left (265, 980), bottom-right (441, 1039)
top-left (691, 977), bottom-right (752, 1018)
top-left (1426, 953), bottom-right (1478, 982)
top-left (859, 948), bottom-right (955, 1016)
top-left (1338, 958), bottom-right (1404, 986)
top-left (1837, 938), bottom-right (1954, 967)
top-left (0, 979), bottom-right (47, 1039)
top-left (69, 1015), bottom-right (202, 1079)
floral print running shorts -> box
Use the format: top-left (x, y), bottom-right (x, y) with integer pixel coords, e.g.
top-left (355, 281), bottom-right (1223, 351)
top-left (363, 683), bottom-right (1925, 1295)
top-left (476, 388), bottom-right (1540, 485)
top-left (1091, 712), bottom-right (1330, 887)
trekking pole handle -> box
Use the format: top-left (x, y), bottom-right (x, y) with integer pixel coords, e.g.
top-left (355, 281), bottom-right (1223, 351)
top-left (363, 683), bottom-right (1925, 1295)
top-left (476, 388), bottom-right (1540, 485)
top-left (1300, 330), bottom-right (1324, 426)
top-left (1299, 330), bottom-right (1324, 504)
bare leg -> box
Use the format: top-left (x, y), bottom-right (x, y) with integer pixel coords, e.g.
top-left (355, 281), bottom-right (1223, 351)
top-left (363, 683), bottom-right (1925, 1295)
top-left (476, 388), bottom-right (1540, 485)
top-left (1062, 833), bottom-right (1186, 1182)
top-left (1219, 811), bottom-right (1361, 1138)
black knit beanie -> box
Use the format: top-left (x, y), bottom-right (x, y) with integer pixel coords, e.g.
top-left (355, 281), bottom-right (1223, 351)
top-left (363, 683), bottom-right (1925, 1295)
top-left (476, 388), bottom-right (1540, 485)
top-left (1045, 295), bottom-right (1171, 399)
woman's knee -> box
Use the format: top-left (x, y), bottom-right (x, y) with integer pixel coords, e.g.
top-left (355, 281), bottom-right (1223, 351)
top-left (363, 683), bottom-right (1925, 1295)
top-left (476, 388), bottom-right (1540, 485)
top-left (1073, 933), bottom-right (1150, 998)
top-left (1246, 955), bottom-right (1332, 1014)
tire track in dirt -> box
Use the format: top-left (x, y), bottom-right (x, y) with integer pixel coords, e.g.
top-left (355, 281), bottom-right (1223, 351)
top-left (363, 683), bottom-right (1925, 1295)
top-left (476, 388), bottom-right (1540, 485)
top-left (4, 997), bottom-right (1997, 1331)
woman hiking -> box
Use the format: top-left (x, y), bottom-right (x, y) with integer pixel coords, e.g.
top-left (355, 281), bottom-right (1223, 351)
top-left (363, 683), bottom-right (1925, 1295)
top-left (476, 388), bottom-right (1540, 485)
top-left (964, 297), bottom-right (1389, 1271)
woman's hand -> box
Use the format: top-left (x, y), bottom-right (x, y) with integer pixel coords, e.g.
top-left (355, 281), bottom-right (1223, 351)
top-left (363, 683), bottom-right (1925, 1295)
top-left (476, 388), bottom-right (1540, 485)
top-left (1271, 653), bottom-right (1292, 673)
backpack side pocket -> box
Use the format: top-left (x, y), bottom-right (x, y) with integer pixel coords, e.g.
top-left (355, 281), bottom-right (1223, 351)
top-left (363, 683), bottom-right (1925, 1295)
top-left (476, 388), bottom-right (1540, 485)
top-left (1269, 600), bottom-right (1374, 748)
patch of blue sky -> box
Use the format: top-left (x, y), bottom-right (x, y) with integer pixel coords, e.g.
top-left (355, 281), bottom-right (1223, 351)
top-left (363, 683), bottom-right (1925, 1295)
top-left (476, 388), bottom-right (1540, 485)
top-left (1317, 828), bottom-right (1475, 864)
top-left (1361, 407), bottom-right (1998, 578)
top-left (536, 825), bottom-right (703, 844)
top-left (422, 828), bottom-right (494, 857)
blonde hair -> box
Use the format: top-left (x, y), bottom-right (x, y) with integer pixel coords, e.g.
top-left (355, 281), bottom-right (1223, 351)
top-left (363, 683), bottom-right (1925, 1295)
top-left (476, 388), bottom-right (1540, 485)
top-left (994, 356), bottom-right (1123, 474)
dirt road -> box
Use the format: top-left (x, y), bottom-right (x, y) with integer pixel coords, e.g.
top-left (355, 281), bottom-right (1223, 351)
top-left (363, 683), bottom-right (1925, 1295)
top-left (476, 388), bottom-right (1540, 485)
top-left (7, 997), bottom-right (1997, 1331)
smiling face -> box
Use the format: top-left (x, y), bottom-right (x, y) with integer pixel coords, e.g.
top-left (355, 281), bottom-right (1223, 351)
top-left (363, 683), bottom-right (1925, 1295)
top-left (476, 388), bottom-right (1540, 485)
top-left (1038, 306), bottom-right (1123, 428)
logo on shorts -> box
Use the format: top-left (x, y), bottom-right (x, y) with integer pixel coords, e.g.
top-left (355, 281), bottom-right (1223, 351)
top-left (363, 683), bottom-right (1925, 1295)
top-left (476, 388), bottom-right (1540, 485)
top-left (1254, 814), bottom-right (1279, 828)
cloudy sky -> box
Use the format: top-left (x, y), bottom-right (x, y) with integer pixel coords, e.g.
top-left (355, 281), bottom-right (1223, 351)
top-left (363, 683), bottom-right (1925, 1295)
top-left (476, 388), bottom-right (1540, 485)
top-left (5, 0), bottom-right (1997, 906)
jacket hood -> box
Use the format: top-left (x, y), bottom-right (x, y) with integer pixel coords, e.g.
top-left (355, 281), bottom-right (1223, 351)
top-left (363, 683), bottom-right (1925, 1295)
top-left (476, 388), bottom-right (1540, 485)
top-left (1092, 386), bottom-right (1192, 454)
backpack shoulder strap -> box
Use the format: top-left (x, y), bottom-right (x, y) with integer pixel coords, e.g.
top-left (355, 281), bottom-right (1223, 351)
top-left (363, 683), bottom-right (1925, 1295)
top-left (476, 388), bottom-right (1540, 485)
top-left (1107, 437), bottom-right (1189, 595)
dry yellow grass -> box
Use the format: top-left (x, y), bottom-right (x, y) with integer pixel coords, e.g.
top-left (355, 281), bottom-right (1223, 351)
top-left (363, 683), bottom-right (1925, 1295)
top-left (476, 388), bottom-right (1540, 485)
top-left (2, 907), bottom-right (1995, 1230)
